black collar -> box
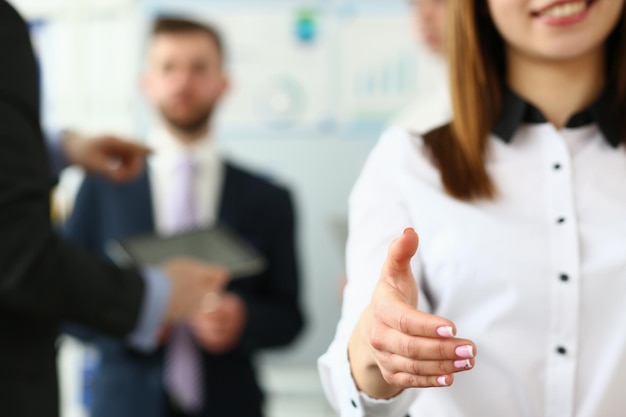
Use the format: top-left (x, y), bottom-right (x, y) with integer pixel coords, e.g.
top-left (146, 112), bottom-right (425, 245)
top-left (492, 87), bottom-right (621, 148)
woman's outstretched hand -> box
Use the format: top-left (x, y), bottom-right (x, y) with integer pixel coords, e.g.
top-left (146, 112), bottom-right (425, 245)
top-left (348, 228), bottom-right (476, 399)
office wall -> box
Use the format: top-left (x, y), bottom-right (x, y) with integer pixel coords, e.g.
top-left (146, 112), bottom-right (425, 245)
top-left (13, 0), bottom-right (440, 366)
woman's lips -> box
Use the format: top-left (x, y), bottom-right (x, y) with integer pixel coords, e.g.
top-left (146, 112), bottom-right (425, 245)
top-left (532, 0), bottom-right (594, 26)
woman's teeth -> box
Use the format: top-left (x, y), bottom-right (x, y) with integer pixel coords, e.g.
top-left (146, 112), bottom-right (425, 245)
top-left (540, 1), bottom-right (587, 18)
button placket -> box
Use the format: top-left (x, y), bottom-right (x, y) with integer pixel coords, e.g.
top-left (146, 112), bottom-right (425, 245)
top-left (542, 127), bottom-right (581, 417)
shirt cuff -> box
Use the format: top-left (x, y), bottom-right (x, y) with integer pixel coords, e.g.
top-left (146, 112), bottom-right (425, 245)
top-left (125, 267), bottom-right (171, 352)
top-left (357, 388), bottom-right (418, 417)
top-left (318, 339), bottom-right (419, 417)
top-left (45, 129), bottom-right (69, 177)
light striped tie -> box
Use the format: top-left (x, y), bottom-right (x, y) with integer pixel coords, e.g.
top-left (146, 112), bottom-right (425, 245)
top-left (163, 154), bottom-right (204, 413)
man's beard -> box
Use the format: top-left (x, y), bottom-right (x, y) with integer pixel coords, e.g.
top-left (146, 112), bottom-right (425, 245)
top-left (159, 103), bottom-right (215, 134)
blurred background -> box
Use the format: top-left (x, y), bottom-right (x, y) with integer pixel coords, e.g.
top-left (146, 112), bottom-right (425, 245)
top-left (11, 0), bottom-right (445, 416)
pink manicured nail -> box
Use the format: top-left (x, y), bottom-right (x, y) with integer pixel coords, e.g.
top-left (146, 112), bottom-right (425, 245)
top-left (455, 345), bottom-right (474, 359)
top-left (437, 376), bottom-right (448, 386)
top-left (436, 326), bottom-right (455, 338)
top-left (454, 359), bottom-right (472, 369)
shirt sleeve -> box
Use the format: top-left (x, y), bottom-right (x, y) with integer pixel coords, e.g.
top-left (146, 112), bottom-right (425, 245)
top-left (44, 129), bottom-right (69, 177)
top-left (125, 267), bottom-right (171, 352)
top-left (317, 127), bottom-right (424, 417)
top-left (0, 0), bottom-right (146, 337)
top-left (318, 339), bottom-right (418, 417)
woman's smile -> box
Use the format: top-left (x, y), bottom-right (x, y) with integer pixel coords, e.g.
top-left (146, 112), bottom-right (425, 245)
top-left (531, 0), bottom-right (597, 26)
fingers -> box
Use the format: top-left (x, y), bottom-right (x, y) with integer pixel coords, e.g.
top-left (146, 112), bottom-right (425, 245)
top-left (103, 136), bottom-right (153, 157)
top-left (379, 371), bottom-right (455, 389)
top-left (123, 141), bottom-right (152, 156)
top-left (205, 265), bottom-right (230, 290)
top-left (165, 257), bottom-right (230, 286)
top-left (374, 296), bottom-right (456, 338)
top-left (106, 157), bottom-right (144, 182)
top-left (368, 300), bottom-right (476, 388)
top-left (81, 136), bottom-right (151, 182)
top-left (384, 355), bottom-right (474, 377)
top-left (193, 316), bottom-right (227, 337)
top-left (105, 139), bottom-right (150, 182)
top-left (201, 291), bottom-right (223, 313)
top-left (376, 347), bottom-right (473, 388)
top-left (371, 328), bottom-right (475, 361)
top-left (161, 258), bottom-right (230, 322)
top-left (189, 308), bottom-right (238, 354)
top-left (370, 326), bottom-right (476, 389)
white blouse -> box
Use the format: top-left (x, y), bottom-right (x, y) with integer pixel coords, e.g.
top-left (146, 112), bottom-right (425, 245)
top-left (318, 101), bottom-right (626, 417)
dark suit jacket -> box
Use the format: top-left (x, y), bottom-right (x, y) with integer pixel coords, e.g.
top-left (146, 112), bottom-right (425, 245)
top-left (63, 163), bottom-right (304, 417)
top-left (0, 2), bottom-right (146, 417)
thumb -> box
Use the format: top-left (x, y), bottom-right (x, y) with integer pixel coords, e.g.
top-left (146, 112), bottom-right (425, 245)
top-left (381, 228), bottom-right (419, 284)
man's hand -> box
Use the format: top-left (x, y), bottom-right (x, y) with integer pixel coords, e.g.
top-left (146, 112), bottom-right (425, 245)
top-left (189, 292), bottom-right (247, 354)
top-left (161, 257), bottom-right (230, 323)
top-left (62, 131), bottom-right (152, 182)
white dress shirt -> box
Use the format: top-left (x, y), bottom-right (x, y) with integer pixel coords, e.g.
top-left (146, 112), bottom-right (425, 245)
top-left (318, 91), bottom-right (626, 417)
top-left (148, 127), bottom-right (224, 235)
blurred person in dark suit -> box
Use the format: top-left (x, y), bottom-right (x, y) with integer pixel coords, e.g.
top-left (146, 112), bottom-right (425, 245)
top-left (0, 3), bottom-right (230, 417)
top-left (63, 16), bottom-right (304, 417)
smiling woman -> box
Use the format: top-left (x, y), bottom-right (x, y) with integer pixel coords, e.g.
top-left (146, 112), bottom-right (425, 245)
top-left (318, 0), bottom-right (626, 416)
top-left (439, 0), bottom-right (626, 199)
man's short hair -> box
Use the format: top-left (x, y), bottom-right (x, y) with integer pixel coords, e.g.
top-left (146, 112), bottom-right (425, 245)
top-left (151, 16), bottom-right (225, 60)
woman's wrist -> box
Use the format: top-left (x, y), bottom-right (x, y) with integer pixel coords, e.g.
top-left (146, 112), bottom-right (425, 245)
top-left (348, 308), bottom-right (405, 400)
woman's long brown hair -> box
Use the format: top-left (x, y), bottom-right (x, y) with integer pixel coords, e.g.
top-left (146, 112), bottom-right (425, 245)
top-left (425, 0), bottom-right (626, 201)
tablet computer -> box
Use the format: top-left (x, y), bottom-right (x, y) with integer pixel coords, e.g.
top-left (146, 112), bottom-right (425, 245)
top-left (106, 224), bottom-right (267, 279)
